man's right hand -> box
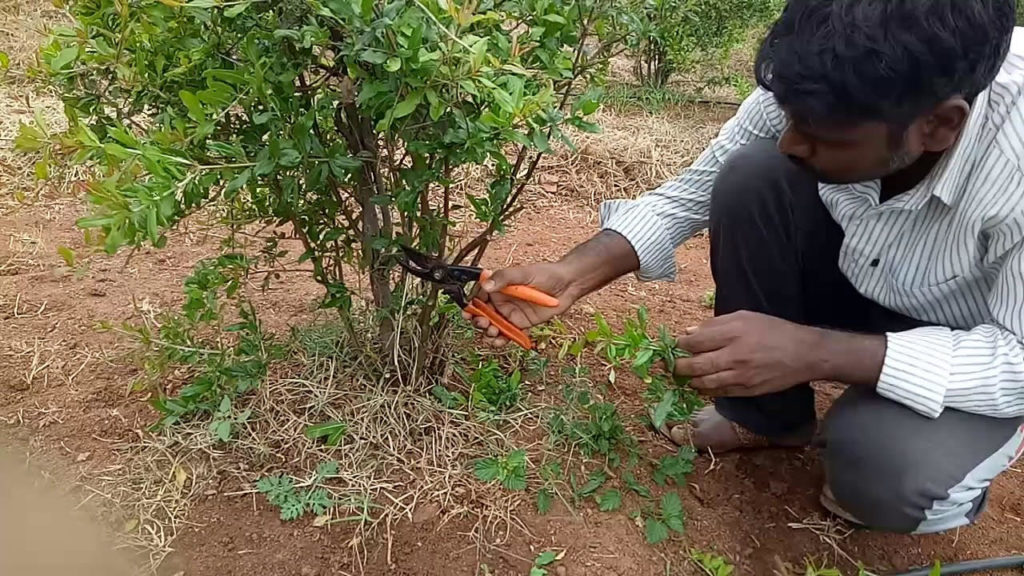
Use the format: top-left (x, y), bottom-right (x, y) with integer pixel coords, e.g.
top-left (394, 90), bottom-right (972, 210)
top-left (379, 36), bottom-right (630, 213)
top-left (466, 261), bottom-right (579, 348)
top-left (463, 230), bottom-right (643, 348)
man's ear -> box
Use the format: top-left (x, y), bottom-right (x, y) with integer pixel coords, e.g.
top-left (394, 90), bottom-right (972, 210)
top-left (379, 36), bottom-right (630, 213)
top-left (919, 98), bottom-right (970, 152)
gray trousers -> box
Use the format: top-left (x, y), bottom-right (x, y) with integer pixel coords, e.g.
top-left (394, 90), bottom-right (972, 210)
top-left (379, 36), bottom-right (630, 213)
top-left (709, 139), bottom-right (1024, 534)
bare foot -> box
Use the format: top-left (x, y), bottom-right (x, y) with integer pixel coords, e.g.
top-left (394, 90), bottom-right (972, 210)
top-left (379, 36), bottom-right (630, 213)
top-left (675, 406), bottom-right (815, 453)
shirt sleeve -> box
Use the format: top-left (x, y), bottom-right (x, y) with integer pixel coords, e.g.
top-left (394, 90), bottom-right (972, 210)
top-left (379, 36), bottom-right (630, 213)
top-left (877, 239), bottom-right (1024, 419)
top-left (598, 87), bottom-right (787, 281)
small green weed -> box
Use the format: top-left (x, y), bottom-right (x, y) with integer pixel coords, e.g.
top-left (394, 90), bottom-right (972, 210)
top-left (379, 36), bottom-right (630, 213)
top-left (535, 459), bottom-right (565, 515)
top-left (643, 491), bottom-right (686, 544)
top-left (256, 460), bottom-right (339, 521)
top-left (587, 308), bottom-right (704, 431)
top-left (463, 358), bottom-right (523, 414)
top-left (529, 550), bottom-right (564, 576)
top-left (304, 420), bottom-right (347, 447)
top-left (691, 550), bottom-right (734, 576)
top-left (701, 289), bottom-right (716, 310)
top-left (653, 446), bottom-right (696, 486)
top-left (208, 396), bottom-right (251, 443)
top-left (474, 449), bottom-right (527, 491)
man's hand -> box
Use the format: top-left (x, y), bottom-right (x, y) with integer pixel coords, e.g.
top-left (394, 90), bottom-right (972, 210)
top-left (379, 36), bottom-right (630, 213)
top-left (673, 311), bottom-right (888, 396)
top-left (467, 230), bottom-right (641, 348)
top-left (467, 262), bottom-right (579, 348)
top-left (673, 311), bottom-right (827, 397)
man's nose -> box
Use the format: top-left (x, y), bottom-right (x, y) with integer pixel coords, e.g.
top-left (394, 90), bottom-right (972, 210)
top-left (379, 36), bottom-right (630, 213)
top-left (778, 127), bottom-right (813, 159)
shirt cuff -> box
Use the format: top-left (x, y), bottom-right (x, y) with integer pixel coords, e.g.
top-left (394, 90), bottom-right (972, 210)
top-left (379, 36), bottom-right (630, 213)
top-left (877, 327), bottom-right (953, 419)
top-left (598, 199), bottom-right (676, 282)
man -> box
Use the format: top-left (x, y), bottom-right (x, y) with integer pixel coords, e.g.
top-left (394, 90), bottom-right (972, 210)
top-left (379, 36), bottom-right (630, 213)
top-left (469, 0), bottom-right (1024, 534)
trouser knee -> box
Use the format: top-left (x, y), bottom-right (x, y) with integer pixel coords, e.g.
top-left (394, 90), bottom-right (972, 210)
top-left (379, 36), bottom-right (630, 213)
top-left (824, 388), bottom-right (1024, 534)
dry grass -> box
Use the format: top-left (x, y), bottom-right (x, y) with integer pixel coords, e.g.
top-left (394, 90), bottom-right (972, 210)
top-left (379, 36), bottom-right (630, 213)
top-left (532, 104), bottom-right (734, 207)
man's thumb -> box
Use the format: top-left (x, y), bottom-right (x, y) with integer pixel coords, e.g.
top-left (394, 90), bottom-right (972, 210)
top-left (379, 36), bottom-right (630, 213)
top-left (481, 266), bottom-right (532, 292)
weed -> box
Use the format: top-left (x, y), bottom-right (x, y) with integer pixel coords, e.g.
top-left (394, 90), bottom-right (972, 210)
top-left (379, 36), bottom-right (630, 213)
top-left (474, 449), bottom-right (527, 491)
top-left (701, 289), bottom-right (716, 310)
top-left (596, 489), bottom-right (623, 512)
top-left (643, 491), bottom-right (686, 544)
top-left (304, 421), bottom-right (347, 447)
top-left (653, 446), bottom-right (696, 486)
top-left (587, 308), bottom-right (704, 431)
top-left (464, 359), bottom-right (523, 414)
top-left (530, 550), bottom-right (565, 576)
top-left (536, 459), bottom-right (565, 515)
top-left (208, 396), bottom-right (251, 443)
top-left (256, 460), bottom-right (339, 521)
top-left (691, 550), bottom-right (734, 576)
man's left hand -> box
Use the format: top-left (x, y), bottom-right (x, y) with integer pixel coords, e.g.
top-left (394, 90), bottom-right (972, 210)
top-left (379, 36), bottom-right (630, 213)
top-left (673, 310), bottom-right (825, 397)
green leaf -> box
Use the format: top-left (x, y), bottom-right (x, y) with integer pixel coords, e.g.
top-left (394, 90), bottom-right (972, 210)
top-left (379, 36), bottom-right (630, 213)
top-left (529, 569), bottom-right (547, 576)
top-left (384, 57), bottom-right (401, 72)
top-left (213, 420), bottom-right (232, 442)
top-left (596, 489), bottom-right (622, 512)
top-left (305, 421), bottom-right (347, 446)
top-left (473, 457), bottom-right (501, 482)
top-left (532, 129), bottom-right (550, 153)
top-left (179, 90), bottom-right (206, 122)
top-left (315, 460), bottom-right (340, 478)
top-left (0, 51), bottom-right (9, 70)
top-left (645, 517), bottom-right (670, 544)
top-left (928, 561), bottom-right (942, 576)
top-left (661, 492), bottom-right (685, 533)
top-left (575, 469), bottom-right (606, 498)
top-left (535, 551), bottom-right (558, 566)
top-left (393, 89), bottom-right (423, 119)
top-left (224, 0), bottom-right (250, 17)
top-left (536, 488), bottom-right (553, 515)
top-left (185, 0), bottom-right (219, 7)
top-left (651, 390), bottom-right (676, 430)
top-left (57, 246), bottom-right (75, 267)
top-left (34, 160), bottom-right (49, 180)
top-left (541, 13), bottom-right (567, 24)
top-left (359, 49), bottom-right (388, 64)
top-left (50, 46), bottom-right (78, 71)
top-left (278, 148), bottom-right (302, 167)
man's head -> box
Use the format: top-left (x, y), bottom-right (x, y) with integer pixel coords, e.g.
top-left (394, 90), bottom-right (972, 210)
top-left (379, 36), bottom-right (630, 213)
top-left (755, 0), bottom-right (1016, 185)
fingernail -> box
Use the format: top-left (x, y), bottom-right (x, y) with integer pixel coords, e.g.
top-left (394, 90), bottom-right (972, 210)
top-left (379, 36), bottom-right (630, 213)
top-left (686, 326), bottom-right (698, 334)
top-left (481, 280), bottom-right (495, 291)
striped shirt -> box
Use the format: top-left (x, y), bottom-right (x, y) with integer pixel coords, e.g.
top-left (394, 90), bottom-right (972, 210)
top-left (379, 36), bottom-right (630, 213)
top-left (600, 28), bottom-right (1024, 420)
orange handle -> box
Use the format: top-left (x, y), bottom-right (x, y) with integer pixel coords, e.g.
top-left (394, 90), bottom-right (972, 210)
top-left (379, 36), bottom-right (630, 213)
top-left (479, 270), bottom-right (560, 308)
top-left (466, 298), bottom-right (534, 350)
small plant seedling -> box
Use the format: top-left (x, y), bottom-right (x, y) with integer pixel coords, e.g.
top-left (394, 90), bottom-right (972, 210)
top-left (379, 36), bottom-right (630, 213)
top-left (474, 449), bottom-right (527, 491)
top-left (529, 550), bottom-right (565, 576)
top-left (701, 289), bottom-right (716, 310)
top-left (465, 360), bottom-right (523, 414)
top-left (256, 460), bottom-right (338, 521)
top-left (535, 459), bottom-right (564, 515)
top-left (432, 385), bottom-right (468, 410)
top-left (208, 396), bottom-right (251, 443)
top-left (691, 550), bottom-right (734, 576)
top-left (644, 492), bottom-right (685, 544)
top-left (653, 446), bottom-right (696, 486)
top-left (596, 489), bottom-right (623, 512)
top-left (304, 420), bottom-right (347, 447)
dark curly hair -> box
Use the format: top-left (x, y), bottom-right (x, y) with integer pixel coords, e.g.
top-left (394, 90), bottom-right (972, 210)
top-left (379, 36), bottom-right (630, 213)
top-left (755, 0), bottom-right (1016, 127)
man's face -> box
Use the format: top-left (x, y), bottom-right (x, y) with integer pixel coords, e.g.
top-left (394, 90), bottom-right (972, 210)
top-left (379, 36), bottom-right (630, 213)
top-left (777, 118), bottom-right (919, 185)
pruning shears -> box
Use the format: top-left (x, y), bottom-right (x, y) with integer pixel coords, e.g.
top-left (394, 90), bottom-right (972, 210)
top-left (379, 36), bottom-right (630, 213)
top-left (396, 245), bottom-right (559, 350)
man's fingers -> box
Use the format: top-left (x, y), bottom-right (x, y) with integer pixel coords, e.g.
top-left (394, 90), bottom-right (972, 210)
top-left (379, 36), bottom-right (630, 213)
top-left (482, 266), bottom-right (534, 292)
top-left (673, 351), bottom-right (730, 377)
top-left (690, 371), bottom-right (741, 394)
top-left (676, 326), bottom-right (731, 354)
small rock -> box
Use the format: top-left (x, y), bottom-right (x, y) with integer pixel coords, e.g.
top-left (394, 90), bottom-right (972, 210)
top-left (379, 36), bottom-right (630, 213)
top-left (75, 452), bottom-right (91, 462)
top-left (412, 502), bottom-right (441, 524)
